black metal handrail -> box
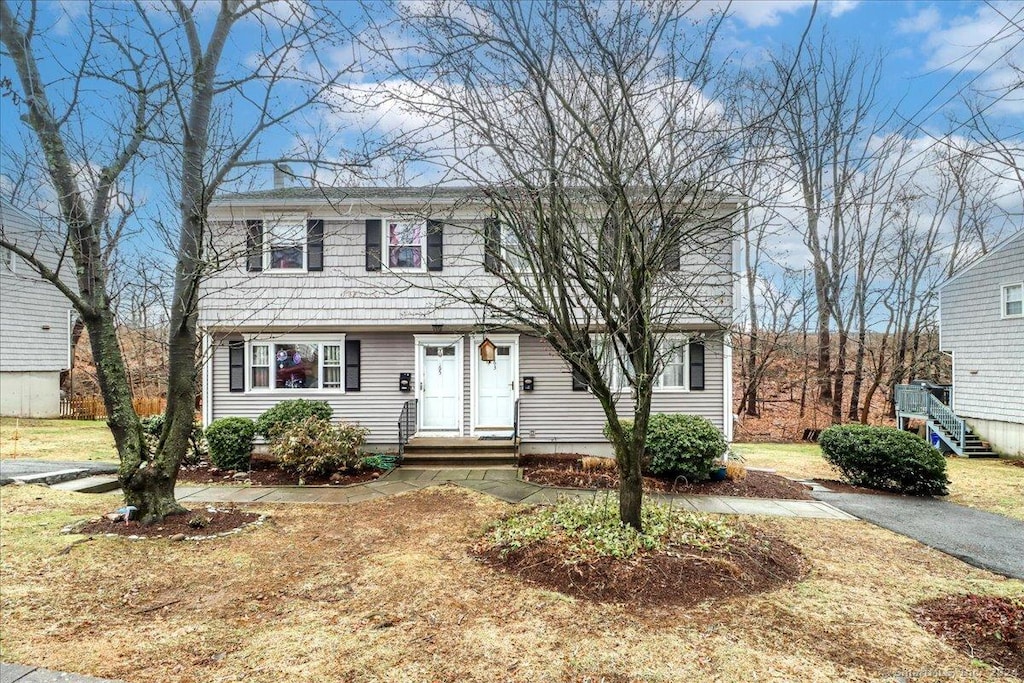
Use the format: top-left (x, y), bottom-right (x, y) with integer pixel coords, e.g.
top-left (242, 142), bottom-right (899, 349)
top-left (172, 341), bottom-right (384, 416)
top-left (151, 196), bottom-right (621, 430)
top-left (397, 398), bottom-right (417, 460)
top-left (513, 397), bottom-right (521, 460)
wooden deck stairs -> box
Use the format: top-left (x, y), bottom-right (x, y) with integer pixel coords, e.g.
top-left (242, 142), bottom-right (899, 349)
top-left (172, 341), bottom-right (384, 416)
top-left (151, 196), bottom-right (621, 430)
top-left (894, 384), bottom-right (999, 458)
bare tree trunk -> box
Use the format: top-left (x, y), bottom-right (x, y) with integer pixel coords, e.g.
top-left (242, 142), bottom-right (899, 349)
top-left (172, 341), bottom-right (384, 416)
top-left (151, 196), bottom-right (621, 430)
top-left (848, 328), bottom-right (867, 421)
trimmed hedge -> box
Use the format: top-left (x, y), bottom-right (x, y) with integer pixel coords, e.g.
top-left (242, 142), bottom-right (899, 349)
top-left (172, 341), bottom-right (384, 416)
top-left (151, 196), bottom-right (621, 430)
top-left (255, 399), bottom-right (333, 440)
top-left (819, 424), bottom-right (949, 496)
top-left (608, 413), bottom-right (726, 481)
top-left (205, 417), bottom-right (256, 471)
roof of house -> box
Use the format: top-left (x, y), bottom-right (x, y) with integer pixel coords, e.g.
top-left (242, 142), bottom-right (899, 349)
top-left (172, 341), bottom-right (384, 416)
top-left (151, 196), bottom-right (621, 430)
top-left (216, 186), bottom-right (480, 202)
top-left (940, 228), bottom-right (1024, 291)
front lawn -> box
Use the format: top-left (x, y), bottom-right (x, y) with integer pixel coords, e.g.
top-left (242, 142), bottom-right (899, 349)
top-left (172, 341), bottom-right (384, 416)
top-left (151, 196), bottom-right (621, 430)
top-left (1, 484), bottom-right (1021, 682)
top-left (0, 418), bottom-right (117, 462)
top-left (733, 442), bottom-right (1024, 521)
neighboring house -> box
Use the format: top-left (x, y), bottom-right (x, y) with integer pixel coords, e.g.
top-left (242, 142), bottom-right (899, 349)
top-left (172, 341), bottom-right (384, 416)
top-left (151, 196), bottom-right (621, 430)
top-left (938, 229), bottom-right (1024, 457)
top-left (199, 186), bottom-right (737, 456)
top-left (0, 200), bottom-right (72, 418)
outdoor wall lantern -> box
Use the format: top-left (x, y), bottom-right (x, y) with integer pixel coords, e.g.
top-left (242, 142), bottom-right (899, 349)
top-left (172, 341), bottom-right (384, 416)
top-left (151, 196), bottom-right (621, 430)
top-left (479, 337), bottom-right (497, 363)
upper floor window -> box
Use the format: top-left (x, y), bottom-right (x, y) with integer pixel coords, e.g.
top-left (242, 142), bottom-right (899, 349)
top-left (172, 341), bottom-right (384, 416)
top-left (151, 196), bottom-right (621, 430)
top-left (387, 220), bottom-right (424, 269)
top-left (1003, 283), bottom-right (1023, 318)
top-left (267, 220), bottom-right (305, 270)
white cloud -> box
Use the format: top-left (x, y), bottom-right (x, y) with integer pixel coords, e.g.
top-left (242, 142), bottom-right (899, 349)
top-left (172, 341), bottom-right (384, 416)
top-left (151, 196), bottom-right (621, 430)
top-left (896, 6), bottom-right (941, 34)
top-left (912, 2), bottom-right (1024, 114)
top-left (718, 0), bottom-right (860, 29)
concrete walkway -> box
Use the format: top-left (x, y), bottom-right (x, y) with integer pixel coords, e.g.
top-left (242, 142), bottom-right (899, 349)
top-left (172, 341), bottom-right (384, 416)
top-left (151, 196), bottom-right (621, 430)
top-left (174, 467), bottom-right (856, 520)
top-left (0, 662), bottom-right (122, 683)
top-left (0, 460), bottom-right (117, 487)
top-left (813, 491), bottom-right (1024, 580)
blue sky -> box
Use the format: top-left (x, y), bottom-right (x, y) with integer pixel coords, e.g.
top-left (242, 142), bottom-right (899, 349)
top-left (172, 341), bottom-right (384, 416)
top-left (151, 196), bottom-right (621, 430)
top-left (1, 1), bottom-right (1021, 243)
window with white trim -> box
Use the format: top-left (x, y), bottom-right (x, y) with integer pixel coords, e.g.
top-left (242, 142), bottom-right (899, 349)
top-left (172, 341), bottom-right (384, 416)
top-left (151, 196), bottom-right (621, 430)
top-left (247, 339), bottom-right (344, 391)
top-left (386, 219), bottom-right (425, 269)
top-left (266, 219), bottom-right (306, 270)
top-left (595, 334), bottom-right (689, 392)
top-left (1003, 283), bottom-right (1023, 318)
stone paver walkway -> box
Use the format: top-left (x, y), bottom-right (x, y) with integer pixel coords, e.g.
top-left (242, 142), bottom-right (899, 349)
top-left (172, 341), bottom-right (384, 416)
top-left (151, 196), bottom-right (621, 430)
top-left (0, 662), bottom-right (123, 683)
top-left (174, 468), bottom-right (855, 520)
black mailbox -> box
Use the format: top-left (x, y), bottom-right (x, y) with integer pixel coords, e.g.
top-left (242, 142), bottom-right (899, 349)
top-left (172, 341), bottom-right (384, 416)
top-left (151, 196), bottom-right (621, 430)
top-left (399, 372), bottom-right (412, 392)
top-left (522, 376), bottom-right (535, 391)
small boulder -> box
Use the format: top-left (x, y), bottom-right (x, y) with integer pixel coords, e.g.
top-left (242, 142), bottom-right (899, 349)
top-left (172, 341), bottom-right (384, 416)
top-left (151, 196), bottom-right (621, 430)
top-left (232, 471), bottom-right (249, 480)
top-left (329, 473), bottom-right (345, 484)
top-left (209, 467), bottom-right (221, 475)
top-left (169, 533), bottom-right (186, 542)
top-left (371, 471), bottom-right (381, 479)
top-left (104, 513), bottom-right (122, 522)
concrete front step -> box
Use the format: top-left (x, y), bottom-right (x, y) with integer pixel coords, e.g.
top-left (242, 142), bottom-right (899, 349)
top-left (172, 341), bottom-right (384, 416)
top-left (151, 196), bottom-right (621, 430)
top-left (51, 475), bottom-right (121, 494)
top-left (402, 454), bottom-right (517, 467)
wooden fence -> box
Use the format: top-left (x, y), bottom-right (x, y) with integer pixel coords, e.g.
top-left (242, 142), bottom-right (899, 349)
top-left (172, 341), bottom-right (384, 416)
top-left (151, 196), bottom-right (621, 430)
top-left (60, 396), bottom-right (167, 420)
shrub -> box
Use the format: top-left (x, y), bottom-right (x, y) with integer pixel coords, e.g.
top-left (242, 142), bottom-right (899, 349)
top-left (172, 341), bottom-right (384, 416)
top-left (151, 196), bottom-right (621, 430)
top-left (139, 415), bottom-right (207, 466)
top-left (205, 417), bottom-right (256, 471)
top-left (271, 416), bottom-right (368, 479)
top-left (607, 414), bottom-right (726, 480)
top-left (819, 424), bottom-right (949, 496)
top-left (255, 399), bottom-right (333, 440)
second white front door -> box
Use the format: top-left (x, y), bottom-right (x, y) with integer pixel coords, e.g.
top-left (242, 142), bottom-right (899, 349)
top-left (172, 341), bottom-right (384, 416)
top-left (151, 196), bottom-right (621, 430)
top-left (475, 340), bottom-right (515, 431)
top-left (420, 343), bottom-right (460, 432)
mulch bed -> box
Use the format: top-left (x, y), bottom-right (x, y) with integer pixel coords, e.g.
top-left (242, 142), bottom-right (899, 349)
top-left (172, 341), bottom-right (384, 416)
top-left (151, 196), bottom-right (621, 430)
top-left (77, 507), bottom-right (262, 539)
top-left (519, 455), bottom-right (813, 500)
top-left (475, 525), bottom-right (807, 607)
top-left (177, 459), bottom-right (382, 487)
top-left (912, 594), bottom-right (1024, 677)
top-left (812, 479), bottom-right (911, 496)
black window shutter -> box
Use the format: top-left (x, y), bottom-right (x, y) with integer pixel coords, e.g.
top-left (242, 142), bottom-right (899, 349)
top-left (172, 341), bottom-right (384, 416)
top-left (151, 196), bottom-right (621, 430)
top-left (571, 367), bottom-right (588, 391)
top-left (365, 219), bottom-right (382, 271)
top-left (345, 339), bottom-right (361, 391)
top-left (426, 219), bottom-right (443, 271)
top-left (663, 217), bottom-right (680, 271)
top-left (307, 219), bottom-right (324, 272)
top-left (228, 341), bottom-right (245, 392)
top-left (484, 217), bottom-right (500, 273)
top-left (689, 341), bottom-right (705, 390)
top-left (245, 220), bottom-right (263, 272)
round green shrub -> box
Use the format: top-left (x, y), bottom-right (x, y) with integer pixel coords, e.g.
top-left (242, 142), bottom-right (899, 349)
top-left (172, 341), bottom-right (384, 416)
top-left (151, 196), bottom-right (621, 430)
top-left (819, 424), bottom-right (949, 496)
top-left (255, 399), bottom-right (333, 440)
top-left (205, 417), bottom-right (256, 471)
top-left (606, 413), bottom-right (726, 480)
top-left (644, 413), bottom-right (727, 480)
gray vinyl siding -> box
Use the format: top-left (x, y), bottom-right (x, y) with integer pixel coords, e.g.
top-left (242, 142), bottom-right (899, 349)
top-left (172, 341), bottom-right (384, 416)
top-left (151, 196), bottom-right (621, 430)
top-left (208, 330), bottom-right (727, 445)
top-left (939, 230), bottom-right (1024, 425)
top-left (517, 335), bottom-right (725, 443)
top-left (211, 331), bottom-right (415, 443)
top-left (0, 201), bottom-right (71, 373)
top-left (199, 204), bottom-right (734, 330)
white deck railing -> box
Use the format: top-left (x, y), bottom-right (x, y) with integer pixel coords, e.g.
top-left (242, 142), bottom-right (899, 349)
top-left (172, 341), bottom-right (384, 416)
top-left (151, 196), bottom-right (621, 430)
top-left (894, 384), bottom-right (965, 455)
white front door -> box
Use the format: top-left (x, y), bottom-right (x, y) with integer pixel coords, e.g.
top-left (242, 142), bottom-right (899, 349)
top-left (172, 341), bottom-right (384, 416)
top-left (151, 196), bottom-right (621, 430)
top-left (475, 341), bottom-right (516, 431)
top-left (419, 343), bottom-right (460, 432)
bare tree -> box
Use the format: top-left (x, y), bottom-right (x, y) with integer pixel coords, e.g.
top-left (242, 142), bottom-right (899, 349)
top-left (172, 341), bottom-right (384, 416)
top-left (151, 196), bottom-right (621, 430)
top-left (1, 0), bottom-right (359, 521)
top-left (357, 0), bottom-right (767, 528)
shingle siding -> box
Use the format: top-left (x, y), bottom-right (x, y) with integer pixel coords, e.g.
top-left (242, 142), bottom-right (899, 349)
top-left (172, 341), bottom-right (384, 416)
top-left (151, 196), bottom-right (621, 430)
top-left (939, 231), bottom-right (1024, 425)
top-left (199, 207), bottom-right (734, 329)
top-left (0, 201), bottom-right (71, 374)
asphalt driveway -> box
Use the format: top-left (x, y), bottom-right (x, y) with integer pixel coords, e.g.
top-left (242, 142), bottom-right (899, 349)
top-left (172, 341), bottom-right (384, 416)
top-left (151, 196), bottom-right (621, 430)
top-left (813, 491), bottom-right (1024, 580)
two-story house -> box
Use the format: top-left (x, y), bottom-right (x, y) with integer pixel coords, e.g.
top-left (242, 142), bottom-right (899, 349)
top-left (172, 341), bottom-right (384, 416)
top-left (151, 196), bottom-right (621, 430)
top-left (0, 199), bottom-right (73, 418)
top-left (199, 186), bottom-right (737, 457)
top-left (938, 229), bottom-right (1024, 457)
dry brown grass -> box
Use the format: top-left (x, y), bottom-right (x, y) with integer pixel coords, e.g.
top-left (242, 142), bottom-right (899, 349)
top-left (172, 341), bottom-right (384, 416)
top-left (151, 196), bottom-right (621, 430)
top-left (2, 484), bottom-right (1022, 682)
top-left (726, 461), bottom-right (748, 481)
top-left (581, 456), bottom-right (616, 472)
top-left (0, 418), bottom-right (117, 462)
